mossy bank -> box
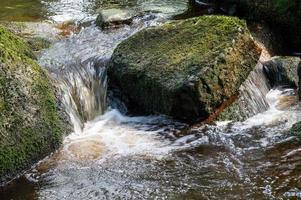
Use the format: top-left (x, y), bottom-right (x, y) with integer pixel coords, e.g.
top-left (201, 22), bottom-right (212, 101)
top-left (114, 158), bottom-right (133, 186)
top-left (108, 15), bottom-right (260, 122)
top-left (0, 26), bottom-right (66, 185)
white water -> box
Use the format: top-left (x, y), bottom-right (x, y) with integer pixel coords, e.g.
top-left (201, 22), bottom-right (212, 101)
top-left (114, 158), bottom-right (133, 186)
top-left (59, 87), bottom-right (300, 163)
top-left (22, 86), bottom-right (300, 200)
top-left (42, 0), bottom-right (98, 23)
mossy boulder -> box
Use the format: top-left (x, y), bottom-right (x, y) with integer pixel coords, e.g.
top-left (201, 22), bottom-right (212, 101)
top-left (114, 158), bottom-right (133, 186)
top-left (0, 26), bottom-right (66, 184)
top-left (108, 15), bottom-right (260, 122)
top-left (263, 56), bottom-right (301, 88)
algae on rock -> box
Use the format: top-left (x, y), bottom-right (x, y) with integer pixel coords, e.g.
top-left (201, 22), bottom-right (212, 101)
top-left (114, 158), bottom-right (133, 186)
top-left (108, 15), bottom-right (260, 122)
top-left (0, 26), bottom-right (65, 184)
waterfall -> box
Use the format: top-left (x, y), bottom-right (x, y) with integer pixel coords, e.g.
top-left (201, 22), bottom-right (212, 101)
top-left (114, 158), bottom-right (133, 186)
top-left (38, 16), bottom-right (164, 132)
top-left (237, 63), bottom-right (271, 118)
top-left (219, 63), bottom-right (271, 121)
top-left (47, 58), bottom-right (108, 133)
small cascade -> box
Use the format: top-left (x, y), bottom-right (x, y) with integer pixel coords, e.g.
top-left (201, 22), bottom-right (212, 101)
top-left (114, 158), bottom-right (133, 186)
top-left (38, 16), bottom-right (164, 132)
top-left (46, 58), bottom-right (108, 133)
top-left (233, 63), bottom-right (271, 120)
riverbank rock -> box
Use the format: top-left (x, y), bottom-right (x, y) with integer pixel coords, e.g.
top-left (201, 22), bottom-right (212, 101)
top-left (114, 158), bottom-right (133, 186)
top-left (108, 15), bottom-right (261, 122)
top-left (263, 57), bottom-right (301, 88)
top-left (0, 26), bottom-right (66, 184)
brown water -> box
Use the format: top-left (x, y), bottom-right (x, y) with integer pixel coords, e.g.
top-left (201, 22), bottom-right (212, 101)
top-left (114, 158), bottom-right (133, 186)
top-left (0, 1), bottom-right (301, 199)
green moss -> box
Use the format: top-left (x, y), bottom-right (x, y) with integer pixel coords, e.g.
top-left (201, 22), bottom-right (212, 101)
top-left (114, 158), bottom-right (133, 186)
top-left (0, 26), bottom-right (64, 183)
top-left (109, 15), bottom-right (260, 122)
top-left (0, 25), bottom-right (35, 61)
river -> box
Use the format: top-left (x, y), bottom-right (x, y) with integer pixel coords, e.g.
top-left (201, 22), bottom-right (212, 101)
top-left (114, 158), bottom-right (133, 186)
top-left (0, 0), bottom-right (300, 199)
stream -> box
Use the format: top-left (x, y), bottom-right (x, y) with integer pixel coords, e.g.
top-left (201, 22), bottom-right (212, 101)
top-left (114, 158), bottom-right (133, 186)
top-left (0, 0), bottom-right (301, 199)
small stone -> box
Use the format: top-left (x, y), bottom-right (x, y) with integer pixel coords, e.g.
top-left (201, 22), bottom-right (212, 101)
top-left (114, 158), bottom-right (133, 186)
top-left (96, 8), bottom-right (135, 28)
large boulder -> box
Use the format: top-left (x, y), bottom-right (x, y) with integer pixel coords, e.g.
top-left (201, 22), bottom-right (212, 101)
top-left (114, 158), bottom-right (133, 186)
top-left (0, 26), bottom-right (66, 184)
top-left (108, 15), bottom-right (261, 122)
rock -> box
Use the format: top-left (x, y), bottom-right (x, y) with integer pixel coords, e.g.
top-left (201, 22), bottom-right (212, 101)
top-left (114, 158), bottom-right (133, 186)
top-left (108, 15), bottom-right (261, 123)
top-left (95, 0), bottom-right (189, 25)
top-left (96, 8), bottom-right (135, 28)
top-left (263, 56), bottom-right (301, 88)
top-left (138, 0), bottom-right (189, 17)
top-left (0, 26), bottom-right (67, 185)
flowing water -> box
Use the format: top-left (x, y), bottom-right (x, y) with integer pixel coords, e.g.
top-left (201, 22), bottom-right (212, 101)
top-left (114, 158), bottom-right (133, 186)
top-left (1, 0), bottom-right (301, 199)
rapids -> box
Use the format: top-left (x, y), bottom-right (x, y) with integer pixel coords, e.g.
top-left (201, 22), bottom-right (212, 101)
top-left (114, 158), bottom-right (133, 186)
top-left (0, 0), bottom-right (300, 199)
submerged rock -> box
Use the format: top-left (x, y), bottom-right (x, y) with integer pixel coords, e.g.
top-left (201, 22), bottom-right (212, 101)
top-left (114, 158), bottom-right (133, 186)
top-left (108, 15), bottom-right (260, 122)
top-left (263, 56), bottom-right (301, 88)
top-left (0, 26), bottom-right (66, 184)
